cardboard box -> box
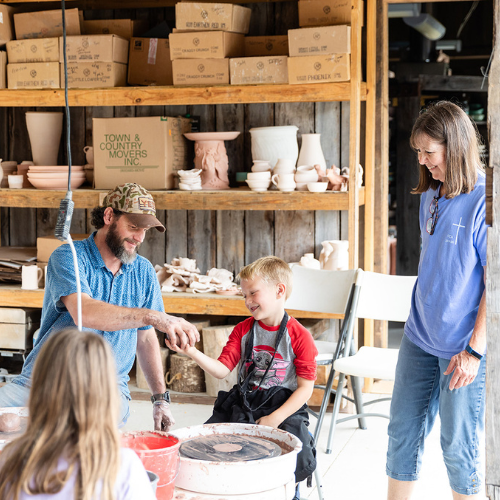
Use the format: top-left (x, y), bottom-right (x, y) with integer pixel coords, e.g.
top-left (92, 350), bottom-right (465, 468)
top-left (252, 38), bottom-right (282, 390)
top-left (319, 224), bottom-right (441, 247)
top-left (175, 3), bottom-right (251, 34)
top-left (298, 0), bottom-right (352, 27)
top-left (288, 25), bottom-right (351, 57)
top-left (37, 234), bottom-right (89, 263)
top-left (7, 62), bottom-right (59, 89)
top-left (0, 51), bottom-right (5, 88)
top-left (59, 35), bottom-right (129, 64)
top-left (128, 38), bottom-right (172, 86)
top-left (61, 62), bottom-right (127, 88)
top-left (0, 5), bottom-right (16, 48)
top-left (0, 308), bottom-right (41, 352)
top-left (244, 35), bottom-right (289, 57)
top-left (93, 116), bottom-right (192, 190)
top-left (230, 56), bottom-right (288, 85)
top-left (14, 8), bottom-right (81, 40)
top-left (287, 53), bottom-right (350, 84)
top-left (170, 31), bottom-right (244, 60)
top-left (82, 19), bottom-right (149, 40)
top-left (172, 58), bottom-right (229, 86)
top-left (7, 38), bottom-right (59, 63)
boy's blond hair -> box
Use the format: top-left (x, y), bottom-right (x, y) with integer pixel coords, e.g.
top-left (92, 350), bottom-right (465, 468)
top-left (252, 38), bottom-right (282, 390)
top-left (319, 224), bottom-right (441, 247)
top-left (238, 256), bottom-right (293, 299)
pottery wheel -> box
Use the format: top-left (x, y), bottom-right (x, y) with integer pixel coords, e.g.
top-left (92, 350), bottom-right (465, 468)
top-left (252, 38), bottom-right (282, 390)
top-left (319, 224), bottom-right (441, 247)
top-left (179, 434), bottom-right (282, 462)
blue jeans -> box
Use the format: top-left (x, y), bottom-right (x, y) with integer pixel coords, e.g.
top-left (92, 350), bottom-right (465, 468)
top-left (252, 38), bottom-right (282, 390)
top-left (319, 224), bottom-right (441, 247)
top-left (386, 334), bottom-right (485, 496)
top-left (0, 380), bottom-right (131, 427)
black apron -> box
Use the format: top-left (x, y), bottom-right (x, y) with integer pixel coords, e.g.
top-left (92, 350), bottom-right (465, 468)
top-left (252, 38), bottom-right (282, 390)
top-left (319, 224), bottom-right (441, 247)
top-left (205, 313), bottom-right (317, 483)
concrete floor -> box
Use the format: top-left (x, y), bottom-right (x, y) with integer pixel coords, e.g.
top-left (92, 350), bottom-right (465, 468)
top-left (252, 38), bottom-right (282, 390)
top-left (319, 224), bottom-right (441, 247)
top-left (123, 395), bottom-right (487, 500)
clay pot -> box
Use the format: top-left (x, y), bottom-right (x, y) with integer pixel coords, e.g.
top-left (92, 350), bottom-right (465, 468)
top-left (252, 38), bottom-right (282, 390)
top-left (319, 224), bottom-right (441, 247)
top-left (83, 146), bottom-right (94, 165)
top-left (26, 112), bottom-right (63, 166)
top-left (249, 126), bottom-right (298, 169)
top-left (300, 253), bottom-right (321, 269)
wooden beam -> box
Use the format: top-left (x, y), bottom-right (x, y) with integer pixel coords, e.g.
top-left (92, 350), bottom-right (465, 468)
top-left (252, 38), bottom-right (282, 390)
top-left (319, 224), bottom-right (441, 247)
top-left (0, 187), bottom-right (365, 211)
top-left (0, 286), bottom-right (342, 319)
top-left (0, 83), bottom-right (368, 107)
top-left (1, 0), bottom-right (287, 6)
top-left (387, 0), bottom-right (483, 3)
top-left (420, 75), bottom-right (489, 93)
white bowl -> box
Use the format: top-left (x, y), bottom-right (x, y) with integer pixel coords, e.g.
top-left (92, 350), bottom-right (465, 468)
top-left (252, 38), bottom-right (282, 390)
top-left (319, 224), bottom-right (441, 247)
top-left (246, 179), bottom-right (271, 191)
top-left (307, 182), bottom-right (328, 193)
top-left (247, 171), bottom-right (271, 181)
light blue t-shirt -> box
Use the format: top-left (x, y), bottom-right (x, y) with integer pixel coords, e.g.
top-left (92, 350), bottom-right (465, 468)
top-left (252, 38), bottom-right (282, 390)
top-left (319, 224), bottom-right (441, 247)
top-left (405, 173), bottom-right (487, 359)
top-left (13, 233), bottom-right (164, 398)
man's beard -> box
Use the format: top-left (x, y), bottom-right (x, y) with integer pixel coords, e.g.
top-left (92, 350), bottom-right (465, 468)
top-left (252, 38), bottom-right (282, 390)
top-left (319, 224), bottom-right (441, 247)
top-left (105, 221), bottom-right (140, 264)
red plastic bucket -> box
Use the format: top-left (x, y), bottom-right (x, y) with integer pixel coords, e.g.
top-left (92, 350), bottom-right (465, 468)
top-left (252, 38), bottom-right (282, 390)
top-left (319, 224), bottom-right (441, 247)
top-left (122, 431), bottom-right (180, 500)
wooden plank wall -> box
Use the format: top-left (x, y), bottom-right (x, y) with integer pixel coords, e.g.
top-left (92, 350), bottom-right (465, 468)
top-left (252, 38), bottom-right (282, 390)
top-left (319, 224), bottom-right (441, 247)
top-left (0, 2), bottom-right (357, 280)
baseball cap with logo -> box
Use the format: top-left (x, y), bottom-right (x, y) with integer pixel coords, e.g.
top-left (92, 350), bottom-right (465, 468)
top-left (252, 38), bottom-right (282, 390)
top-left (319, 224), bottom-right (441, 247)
top-left (101, 183), bottom-right (165, 232)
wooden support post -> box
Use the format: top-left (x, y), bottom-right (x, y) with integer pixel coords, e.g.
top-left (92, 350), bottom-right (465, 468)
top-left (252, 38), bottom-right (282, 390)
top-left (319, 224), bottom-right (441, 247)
top-left (486, 0), bottom-right (500, 495)
top-left (374, 0), bottom-right (390, 348)
top-left (348, 0), bottom-right (362, 270)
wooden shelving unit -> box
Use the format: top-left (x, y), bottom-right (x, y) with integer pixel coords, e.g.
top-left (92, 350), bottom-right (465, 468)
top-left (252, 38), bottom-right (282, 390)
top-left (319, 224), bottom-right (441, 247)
top-left (0, 187), bottom-right (365, 211)
top-left (0, 0), bottom-right (375, 322)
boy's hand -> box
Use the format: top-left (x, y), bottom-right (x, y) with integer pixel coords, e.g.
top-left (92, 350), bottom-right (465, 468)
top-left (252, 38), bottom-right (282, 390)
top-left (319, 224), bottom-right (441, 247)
top-left (256, 414), bottom-right (282, 429)
top-left (166, 338), bottom-right (196, 357)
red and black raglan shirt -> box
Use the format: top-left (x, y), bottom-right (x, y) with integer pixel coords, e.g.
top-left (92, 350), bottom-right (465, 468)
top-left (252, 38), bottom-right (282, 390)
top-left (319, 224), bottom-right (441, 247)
top-left (218, 316), bottom-right (318, 391)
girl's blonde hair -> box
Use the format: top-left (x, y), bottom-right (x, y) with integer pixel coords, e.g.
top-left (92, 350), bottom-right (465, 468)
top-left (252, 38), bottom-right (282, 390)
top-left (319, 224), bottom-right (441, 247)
top-left (0, 329), bottom-right (121, 500)
top-left (410, 100), bottom-right (483, 198)
top-left (238, 256), bottom-right (293, 299)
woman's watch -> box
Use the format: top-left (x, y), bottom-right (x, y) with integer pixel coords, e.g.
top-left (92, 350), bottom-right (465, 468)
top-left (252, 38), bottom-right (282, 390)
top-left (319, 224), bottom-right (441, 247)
top-left (465, 344), bottom-right (484, 361)
top-left (151, 391), bottom-right (171, 404)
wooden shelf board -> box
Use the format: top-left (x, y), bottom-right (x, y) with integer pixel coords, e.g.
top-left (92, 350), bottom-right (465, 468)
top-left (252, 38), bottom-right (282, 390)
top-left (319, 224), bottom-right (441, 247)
top-left (1, 0), bottom-right (287, 6)
top-left (0, 187), bottom-right (365, 211)
top-left (0, 83), bottom-right (368, 107)
top-left (0, 286), bottom-right (342, 319)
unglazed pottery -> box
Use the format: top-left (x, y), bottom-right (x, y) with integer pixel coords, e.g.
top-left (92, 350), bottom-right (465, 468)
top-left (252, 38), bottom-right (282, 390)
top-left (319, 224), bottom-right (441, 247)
top-left (297, 133), bottom-right (326, 171)
top-left (307, 181), bottom-right (328, 192)
top-left (251, 160), bottom-right (272, 172)
top-left (249, 126), bottom-right (298, 169)
top-left (25, 112), bottom-right (63, 166)
top-left (319, 240), bottom-right (349, 271)
top-left (271, 173), bottom-right (296, 192)
top-left (184, 133), bottom-right (240, 190)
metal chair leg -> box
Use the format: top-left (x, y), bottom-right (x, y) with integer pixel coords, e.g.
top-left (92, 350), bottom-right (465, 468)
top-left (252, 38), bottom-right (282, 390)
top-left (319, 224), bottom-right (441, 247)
top-left (313, 363), bottom-right (337, 444)
top-left (314, 466), bottom-right (324, 500)
top-left (350, 375), bottom-right (367, 430)
top-left (325, 372), bottom-right (346, 454)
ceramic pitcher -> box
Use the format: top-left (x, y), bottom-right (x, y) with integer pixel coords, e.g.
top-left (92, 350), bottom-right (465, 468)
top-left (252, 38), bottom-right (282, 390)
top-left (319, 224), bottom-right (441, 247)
top-left (319, 240), bottom-right (349, 271)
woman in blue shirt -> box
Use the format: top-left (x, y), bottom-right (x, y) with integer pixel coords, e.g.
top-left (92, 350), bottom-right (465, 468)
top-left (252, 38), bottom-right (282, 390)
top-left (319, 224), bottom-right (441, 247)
top-left (387, 101), bottom-right (487, 499)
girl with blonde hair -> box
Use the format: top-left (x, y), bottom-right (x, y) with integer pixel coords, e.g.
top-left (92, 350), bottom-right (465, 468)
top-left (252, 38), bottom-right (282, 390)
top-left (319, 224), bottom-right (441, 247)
top-left (0, 328), bottom-right (155, 500)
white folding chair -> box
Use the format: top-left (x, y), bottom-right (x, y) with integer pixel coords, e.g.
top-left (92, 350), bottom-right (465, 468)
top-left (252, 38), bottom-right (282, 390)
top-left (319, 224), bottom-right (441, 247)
top-left (324, 269), bottom-right (417, 454)
top-left (286, 266), bottom-right (362, 500)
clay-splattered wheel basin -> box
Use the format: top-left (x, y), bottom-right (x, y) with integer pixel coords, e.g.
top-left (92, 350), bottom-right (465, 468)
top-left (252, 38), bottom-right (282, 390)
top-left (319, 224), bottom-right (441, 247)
top-left (170, 423), bottom-right (302, 495)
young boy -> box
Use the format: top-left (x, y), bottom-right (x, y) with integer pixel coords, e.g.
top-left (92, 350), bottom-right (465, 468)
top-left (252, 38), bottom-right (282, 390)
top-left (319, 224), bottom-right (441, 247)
top-left (168, 256), bottom-right (318, 494)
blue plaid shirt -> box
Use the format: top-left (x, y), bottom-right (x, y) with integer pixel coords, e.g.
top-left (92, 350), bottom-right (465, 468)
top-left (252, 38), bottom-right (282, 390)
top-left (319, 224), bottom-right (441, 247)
top-left (13, 232), bottom-right (164, 399)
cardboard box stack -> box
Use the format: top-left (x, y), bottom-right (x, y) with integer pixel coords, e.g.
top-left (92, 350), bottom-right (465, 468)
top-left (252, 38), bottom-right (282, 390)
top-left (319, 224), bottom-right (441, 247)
top-left (7, 9), bottom-right (132, 89)
top-left (172, 2), bottom-right (250, 86)
top-left (0, 4), bottom-right (16, 88)
top-left (287, 24), bottom-right (351, 84)
top-left (60, 34), bottom-right (129, 88)
top-left (7, 8), bottom-right (81, 89)
top-left (128, 37), bottom-right (173, 86)
top-left (228, 35), bottom-right (289, 86)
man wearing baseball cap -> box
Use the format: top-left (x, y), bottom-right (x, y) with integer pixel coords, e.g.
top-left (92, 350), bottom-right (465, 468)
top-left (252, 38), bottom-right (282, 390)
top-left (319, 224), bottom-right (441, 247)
top-left (0, 183), bottom-right (199, 432)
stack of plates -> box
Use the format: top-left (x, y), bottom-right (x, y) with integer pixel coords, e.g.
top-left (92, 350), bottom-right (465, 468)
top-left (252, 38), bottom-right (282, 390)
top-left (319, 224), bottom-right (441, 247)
top-left (27, 166), bottom-right (85, 190)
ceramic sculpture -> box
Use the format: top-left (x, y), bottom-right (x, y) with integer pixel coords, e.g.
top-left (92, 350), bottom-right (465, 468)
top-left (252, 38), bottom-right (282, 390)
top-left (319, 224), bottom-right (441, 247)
top-left (184, 132), bottom-right (240, 190)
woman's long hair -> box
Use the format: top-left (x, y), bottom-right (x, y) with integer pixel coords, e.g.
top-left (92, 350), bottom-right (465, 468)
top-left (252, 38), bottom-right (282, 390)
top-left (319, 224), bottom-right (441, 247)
top-left (0, 329), bottom-right (121, 500)
top-left (410, 100), bottom-right (483, 198)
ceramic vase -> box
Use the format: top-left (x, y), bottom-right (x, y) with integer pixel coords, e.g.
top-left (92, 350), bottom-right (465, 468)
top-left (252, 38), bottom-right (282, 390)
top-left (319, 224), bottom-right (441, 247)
top-left (26, 112), bottom-right (63, 166)
top-left (249, 126), bottom-right (299, 169)
top-left (297, 133), bottom-right (326, 171)
top-left (193, 140), bottom-right (230, 190)
top-left (319, 240), bottom-right (349, 271)
top-left (300, 253), bottom-right (321, 269)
